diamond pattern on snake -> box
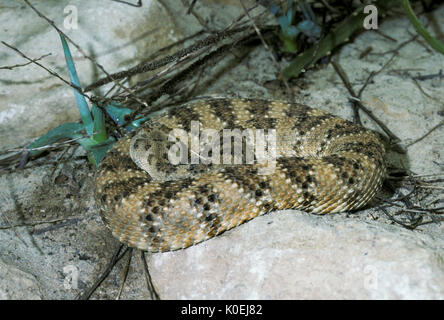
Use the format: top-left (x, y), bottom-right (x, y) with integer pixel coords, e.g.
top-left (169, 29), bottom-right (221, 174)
top-left (95, 98), bottom-right (386, 252)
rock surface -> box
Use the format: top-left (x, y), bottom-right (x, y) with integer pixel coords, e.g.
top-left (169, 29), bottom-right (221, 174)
top-left (0, 0), bottom-right (443, 299)
top-left (150, 211), bottom-right (444, 299)
top-left (0, 258), bottom-right (42, 300)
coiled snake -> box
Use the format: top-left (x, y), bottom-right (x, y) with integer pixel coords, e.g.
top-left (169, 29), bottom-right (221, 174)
top-left (95, 98), bottom-right (386, 252)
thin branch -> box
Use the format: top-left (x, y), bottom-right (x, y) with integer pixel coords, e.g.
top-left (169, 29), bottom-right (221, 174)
top-left (320, 0), bottom-right (340, 13)
top-left (371, 34), bottom-right (418, 55)
top-left (116, 248), bottom-right (133, 300)
top-left (23, 0), bottom-right (147, 108)
top-left (374, 29), bottom-right (398, 42)
top-left (406, 120), bottom-right (444, 148)
top-left (238, 0), bottom-right (293, 100)
top-left (358, 52), bottom-right (398, 98)
top-left (78, 244), bottom-right (129, 300)
top-left (0, 217), bottom-right (81, 230)
top-left (181, 0), bottom-right (212, 31)
top-left (110, 0), bottom-right (142, 7)
top-left (1, 41), bottom-right (87, 98)
top-left (0, 53), bottom-right (51, 70)
top-left (412, 69), bottom-right (443, 80)
top-left (1, 214), bottom-right (28, 247)
top-left (140, 251), bottom-right (160, 300)
top-left (84, 26), bottom-right (249, 92)
top-left (331, 60), bottom-right (362, 125)
top-left (187, 0), bottom-right (198, 14)
top-left (127, 30), bottom-right (261, 122)
top-left (331, 60), bottom-right (399, 141)
top-left (411, 77), bottom-right (444, 108)
top-left (377, 205), bottom-right (423, 229)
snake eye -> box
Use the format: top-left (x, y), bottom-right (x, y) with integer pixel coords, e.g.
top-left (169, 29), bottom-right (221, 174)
top-left (133, 138), bottom-right (144, 149)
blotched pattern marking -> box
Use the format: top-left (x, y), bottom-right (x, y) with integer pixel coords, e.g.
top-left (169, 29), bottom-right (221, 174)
top-left (95, 98), bottom-right (386, 252)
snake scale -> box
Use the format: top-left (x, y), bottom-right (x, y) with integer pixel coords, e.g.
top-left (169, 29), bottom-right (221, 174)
top-left (95, 98), bottom-right (386, 252)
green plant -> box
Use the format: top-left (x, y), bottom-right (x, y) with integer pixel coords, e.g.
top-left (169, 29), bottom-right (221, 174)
top-left (260, 0), bottom-right (321, 52)
top-left (401, 0), bottom-right (444, 54)
top-left (19, 0), bottom-right (444, 167)
top-left (281, 0), bottom-right (444, 80)
top-left (25, 35), bottom-right (146, 167)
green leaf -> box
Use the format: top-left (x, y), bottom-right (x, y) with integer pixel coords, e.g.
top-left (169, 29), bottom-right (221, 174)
top-left (281, 0), bottom-right (399, 80)
top-left (78, 136), bottom-right (115, 166)
top-left (60, 34), bottom-right (94, 135)
top-left (104, 102), bottom-right (147, 130)
top-left (401, 0), bottom-right (444, 55)
top-left (281, 6), bottom-right (367, 80)
top-left (92, 104), bottom-right (107, 142)
top-left (26, 122), bottom-right (85, 157)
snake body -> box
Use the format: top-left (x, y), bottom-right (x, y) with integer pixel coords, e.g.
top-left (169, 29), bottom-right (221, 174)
top-left (95, 98), bottom-right (386, 252)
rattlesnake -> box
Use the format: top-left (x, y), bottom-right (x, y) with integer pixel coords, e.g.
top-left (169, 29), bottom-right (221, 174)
top-left (95, 98), bottom-right (386, 252)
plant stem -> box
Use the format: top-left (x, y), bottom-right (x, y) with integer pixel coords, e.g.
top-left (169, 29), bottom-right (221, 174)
top-left (400, 0), bottom-right (444, 55)
top-left (60, 34), bottom-right (94, 134)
